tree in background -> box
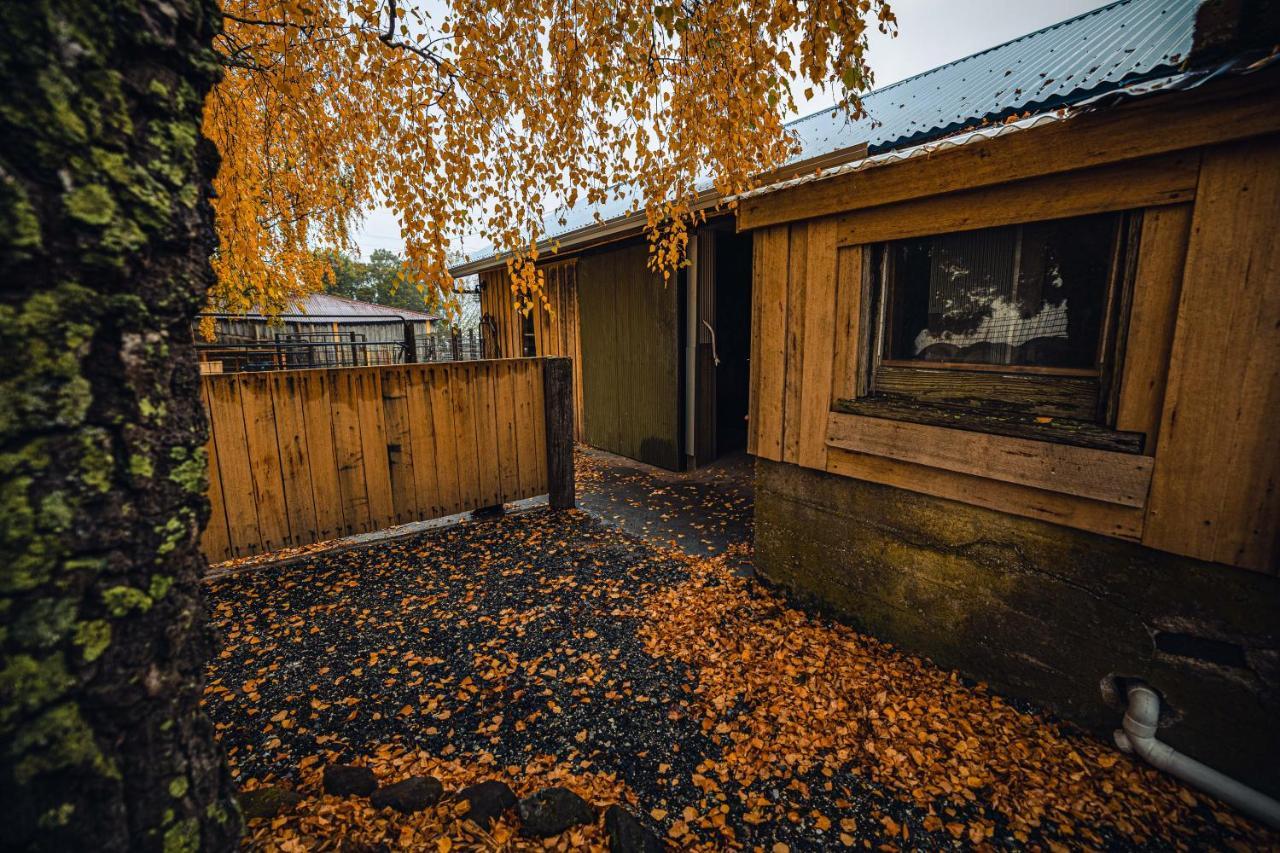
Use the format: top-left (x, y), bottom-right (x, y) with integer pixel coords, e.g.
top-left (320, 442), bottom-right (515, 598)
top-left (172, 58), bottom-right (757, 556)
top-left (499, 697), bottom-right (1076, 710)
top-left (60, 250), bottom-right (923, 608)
top-left (321, 249), bottom-right (447, 316)
top-left (207, 0), bottom-right (895, 320)
top-left (0, 0), bottom-right (238, 849)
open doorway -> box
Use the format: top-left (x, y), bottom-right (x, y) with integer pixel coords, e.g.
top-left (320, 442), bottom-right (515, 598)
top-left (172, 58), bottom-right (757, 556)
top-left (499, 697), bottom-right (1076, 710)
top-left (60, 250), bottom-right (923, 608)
top-left (714, 230), bottom-right (753, 455)
top-left (689, 223), bottom-right (754, 468)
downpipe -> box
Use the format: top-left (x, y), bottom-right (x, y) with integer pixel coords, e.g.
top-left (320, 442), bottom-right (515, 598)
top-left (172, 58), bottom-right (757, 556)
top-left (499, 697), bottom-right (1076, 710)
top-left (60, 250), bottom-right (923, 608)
top-left (1113, 682), bottom-right (1280, 829)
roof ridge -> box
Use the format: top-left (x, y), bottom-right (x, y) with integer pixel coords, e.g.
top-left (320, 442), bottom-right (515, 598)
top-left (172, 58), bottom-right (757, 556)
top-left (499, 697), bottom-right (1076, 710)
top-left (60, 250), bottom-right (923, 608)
top-left (783, 0), bottom-right (1135, 131)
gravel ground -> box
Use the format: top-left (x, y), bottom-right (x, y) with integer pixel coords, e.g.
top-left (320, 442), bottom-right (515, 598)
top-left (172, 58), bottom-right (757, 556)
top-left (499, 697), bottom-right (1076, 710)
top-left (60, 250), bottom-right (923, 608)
top-left (204, 509), bottom-right (1276, 851)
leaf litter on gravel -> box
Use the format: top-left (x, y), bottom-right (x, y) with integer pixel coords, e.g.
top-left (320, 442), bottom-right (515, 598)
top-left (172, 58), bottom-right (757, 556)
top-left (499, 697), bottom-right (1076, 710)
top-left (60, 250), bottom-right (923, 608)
top-left (204, 510), bottom-right (1277, 851)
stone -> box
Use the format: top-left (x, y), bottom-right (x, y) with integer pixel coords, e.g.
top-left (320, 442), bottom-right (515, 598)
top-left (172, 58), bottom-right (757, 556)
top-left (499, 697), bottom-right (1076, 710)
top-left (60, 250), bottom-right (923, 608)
top-left (369, 776), bottom-right (444, 814)
top-left (604, 805), bottom-right (664, 853)
top-left (238, 786), bottom-right (303, 820)
top-left (456, 780), bottom-right (517, 828)
top-left (322, 764), bottom-right (378, 797)
top-left (517, 787), bottom-right (595, 838)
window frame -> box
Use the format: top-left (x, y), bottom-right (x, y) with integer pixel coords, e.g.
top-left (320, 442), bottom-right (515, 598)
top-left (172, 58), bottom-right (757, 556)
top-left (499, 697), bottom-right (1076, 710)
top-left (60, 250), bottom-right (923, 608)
top-left (842, 211), bottom-right (1147, 454)
top-left (519, 310), bottom-right (537, 357)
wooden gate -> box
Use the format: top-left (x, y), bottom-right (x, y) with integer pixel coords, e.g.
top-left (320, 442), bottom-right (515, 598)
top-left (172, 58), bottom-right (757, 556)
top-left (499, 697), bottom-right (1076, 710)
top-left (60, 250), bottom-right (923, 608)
top-left (200, 358), bottom-right (571, 562)
top-left (576, 242), bottom-right (682, 470)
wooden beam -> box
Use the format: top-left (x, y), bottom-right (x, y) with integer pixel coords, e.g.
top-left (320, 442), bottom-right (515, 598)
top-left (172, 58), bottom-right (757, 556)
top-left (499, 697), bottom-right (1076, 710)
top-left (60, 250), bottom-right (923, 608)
top-left (834, 151), bottom-right (1199, 246)
top-left (826, 411), bottom-right (1154, 507)
top-left (543, 357), bottom-right (576, 509)
top-left (738, 71), bottom-right (1280, 232)
top-left (1142, 136), bottom-right (1280, 573)
top-left (1114, 203), bottom-right (1193, 450)
top-left (825, 446), bottom-right (1145, 541)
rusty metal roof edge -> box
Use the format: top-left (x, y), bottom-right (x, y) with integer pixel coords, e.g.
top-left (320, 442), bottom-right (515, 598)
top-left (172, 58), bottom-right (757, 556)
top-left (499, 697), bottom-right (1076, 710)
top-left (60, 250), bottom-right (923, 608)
top-left (731, 51), bottom-right (1278, 209)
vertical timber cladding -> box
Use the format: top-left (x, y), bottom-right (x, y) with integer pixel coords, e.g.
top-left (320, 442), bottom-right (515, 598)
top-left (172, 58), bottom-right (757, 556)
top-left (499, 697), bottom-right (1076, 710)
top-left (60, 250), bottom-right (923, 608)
top-left (577, 241), bottom-right (683, 469)
top-left (747, 137), bottom-right (1280, 573)
top-left (200, 360), bottom-right (550, 562)
top-left (478, 261), bottom-right (584, 437)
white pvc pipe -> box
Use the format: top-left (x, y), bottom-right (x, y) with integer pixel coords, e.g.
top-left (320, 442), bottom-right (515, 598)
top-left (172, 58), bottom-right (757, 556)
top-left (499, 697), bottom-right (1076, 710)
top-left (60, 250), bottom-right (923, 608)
top-left (1113, 682), bottom-right (1280, 829)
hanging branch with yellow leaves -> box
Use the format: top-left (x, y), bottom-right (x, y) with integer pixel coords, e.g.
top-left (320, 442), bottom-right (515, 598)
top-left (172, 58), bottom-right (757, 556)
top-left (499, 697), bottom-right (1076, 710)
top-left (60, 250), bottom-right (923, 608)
top-left (205, 0), bottom-right (896, 324)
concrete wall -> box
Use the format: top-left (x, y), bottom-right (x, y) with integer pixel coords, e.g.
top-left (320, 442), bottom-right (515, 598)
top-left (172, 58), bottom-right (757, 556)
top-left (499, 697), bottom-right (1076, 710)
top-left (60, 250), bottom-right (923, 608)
top-left (754, 458), bottom-right (1280, 796)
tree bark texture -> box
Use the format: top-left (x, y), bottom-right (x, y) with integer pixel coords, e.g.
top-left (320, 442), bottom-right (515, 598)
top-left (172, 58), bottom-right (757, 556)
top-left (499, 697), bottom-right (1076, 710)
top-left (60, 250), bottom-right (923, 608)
top-left (0, 0), bottom-right (238, 850)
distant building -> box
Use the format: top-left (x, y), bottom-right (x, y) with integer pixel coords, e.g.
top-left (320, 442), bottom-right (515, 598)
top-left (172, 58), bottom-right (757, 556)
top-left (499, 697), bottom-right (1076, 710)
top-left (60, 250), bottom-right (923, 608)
top-left (198, 293), bottom-right (441, 372)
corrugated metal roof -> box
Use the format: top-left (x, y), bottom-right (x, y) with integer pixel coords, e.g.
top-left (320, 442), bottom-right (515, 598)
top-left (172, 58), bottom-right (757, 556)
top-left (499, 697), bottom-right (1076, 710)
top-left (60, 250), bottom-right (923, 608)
top-left (789, 0), bottom-right (1196, 158)
top-left (454, 0), bottom-right (1199, 272)
top-left (207, 292), bottom-right (440, 322)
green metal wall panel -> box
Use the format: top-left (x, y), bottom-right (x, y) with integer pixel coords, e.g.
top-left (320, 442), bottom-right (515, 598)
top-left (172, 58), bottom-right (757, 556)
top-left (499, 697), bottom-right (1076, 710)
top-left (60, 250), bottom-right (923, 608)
top-left (576, 242), bottom-right (682, 469)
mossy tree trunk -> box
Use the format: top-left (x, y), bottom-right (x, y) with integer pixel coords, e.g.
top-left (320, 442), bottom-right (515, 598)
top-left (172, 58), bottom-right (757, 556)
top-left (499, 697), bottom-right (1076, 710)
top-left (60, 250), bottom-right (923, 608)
top-left (0, 0), bottom-right (239, 849)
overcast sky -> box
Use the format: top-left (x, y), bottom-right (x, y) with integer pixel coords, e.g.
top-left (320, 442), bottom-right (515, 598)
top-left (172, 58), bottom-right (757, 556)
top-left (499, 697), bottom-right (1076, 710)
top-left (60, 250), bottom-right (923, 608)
top-left (351, 0), bottom-right (1116, 259)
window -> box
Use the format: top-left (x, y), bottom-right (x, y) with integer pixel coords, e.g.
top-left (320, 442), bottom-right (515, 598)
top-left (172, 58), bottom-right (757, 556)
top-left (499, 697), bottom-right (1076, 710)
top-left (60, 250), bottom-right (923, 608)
top-left (850, 211), bottom-right (1144, 452)
top-left (520, 310), bottom-right (536, 357)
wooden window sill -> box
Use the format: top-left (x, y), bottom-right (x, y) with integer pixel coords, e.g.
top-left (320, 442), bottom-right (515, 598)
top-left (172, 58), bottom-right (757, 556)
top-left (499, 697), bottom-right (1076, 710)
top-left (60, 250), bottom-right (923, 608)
top-left (826, 409), bottom-right (1154, 508)
top-left (833, 397), bottom-right (1145, 454)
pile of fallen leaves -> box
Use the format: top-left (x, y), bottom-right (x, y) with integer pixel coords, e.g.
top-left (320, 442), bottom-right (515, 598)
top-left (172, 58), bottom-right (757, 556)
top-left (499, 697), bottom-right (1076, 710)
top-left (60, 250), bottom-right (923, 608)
top-left (240, 746), bottom-right (632, 851)
top-left (573, 446), bottom-right (608, 487)
top-left (640, 558), bottom-right (1273, 850)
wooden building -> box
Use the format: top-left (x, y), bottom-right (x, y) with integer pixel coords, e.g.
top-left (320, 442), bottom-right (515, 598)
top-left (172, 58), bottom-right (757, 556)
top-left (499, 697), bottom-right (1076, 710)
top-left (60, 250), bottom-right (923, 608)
top-left (738, 5), bottom-right (1280, 796)
top-left (470, 227), bottom-right (755, 470)
top-left (458, 0), bottom-right (1280, 796)
top-left (199, 293), bottom-right (440, 372)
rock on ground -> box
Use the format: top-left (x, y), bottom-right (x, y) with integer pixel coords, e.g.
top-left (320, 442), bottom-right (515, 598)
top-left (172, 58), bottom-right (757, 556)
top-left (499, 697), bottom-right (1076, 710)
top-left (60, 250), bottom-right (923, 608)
top-left (517, 786), bottom-right (596, 837)
top-left (238, 787), bottom-right (303, 820)
top-left (457, 780), bottom-right (517, 829)
top-left (604, 805), bottom-right (665, 853)
top-left (323, 764), bottom-right (378, 797)
top-left (369, 776), bottom-right (444, 814)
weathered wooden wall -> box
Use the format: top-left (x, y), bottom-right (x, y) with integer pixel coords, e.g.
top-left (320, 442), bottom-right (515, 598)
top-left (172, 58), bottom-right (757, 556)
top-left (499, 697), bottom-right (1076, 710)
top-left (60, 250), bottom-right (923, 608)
top-left (200, 359), bottom-right (548, 562)
top-left (479, 260), bottom-right (583, 436)
top-left (576, 241), bottom-right (683, 470)
top-left (748, 131), bottom-right (1280, 574)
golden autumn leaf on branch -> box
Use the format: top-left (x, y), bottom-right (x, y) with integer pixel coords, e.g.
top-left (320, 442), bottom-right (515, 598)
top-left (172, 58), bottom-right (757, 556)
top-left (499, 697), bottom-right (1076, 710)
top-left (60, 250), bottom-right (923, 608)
top-left (206, 0), bottom-right (895, 324)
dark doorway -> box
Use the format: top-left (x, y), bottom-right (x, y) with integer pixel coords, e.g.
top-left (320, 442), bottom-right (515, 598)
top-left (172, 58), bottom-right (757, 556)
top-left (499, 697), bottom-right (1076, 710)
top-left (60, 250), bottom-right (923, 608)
top-left (714, 230), bottom-right (753, 455)
top-left (691, 224), bottom-right (754, 467)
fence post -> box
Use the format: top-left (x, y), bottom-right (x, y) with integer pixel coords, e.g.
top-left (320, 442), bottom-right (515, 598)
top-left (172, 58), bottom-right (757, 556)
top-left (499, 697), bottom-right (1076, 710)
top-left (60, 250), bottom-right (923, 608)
top-left (543, 357), bottom-right (575, 509)
top-left (403, 321), bottom-right (418, 363)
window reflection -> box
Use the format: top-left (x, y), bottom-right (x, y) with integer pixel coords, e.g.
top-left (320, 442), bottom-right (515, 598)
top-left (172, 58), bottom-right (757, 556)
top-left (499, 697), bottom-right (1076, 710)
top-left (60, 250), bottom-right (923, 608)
top-left (884, 213), bottom-right (1118, 370)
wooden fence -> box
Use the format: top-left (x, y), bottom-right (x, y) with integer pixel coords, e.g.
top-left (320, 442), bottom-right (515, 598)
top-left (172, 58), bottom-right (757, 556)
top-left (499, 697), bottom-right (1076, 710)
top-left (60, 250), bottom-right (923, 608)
top-left (199, 358), bottom-right (572, 563)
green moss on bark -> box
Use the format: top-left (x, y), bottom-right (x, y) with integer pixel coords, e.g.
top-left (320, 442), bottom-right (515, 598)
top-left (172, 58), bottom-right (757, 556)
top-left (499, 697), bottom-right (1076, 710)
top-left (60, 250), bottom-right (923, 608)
top-left (0, 0), bottom-right (239, 847)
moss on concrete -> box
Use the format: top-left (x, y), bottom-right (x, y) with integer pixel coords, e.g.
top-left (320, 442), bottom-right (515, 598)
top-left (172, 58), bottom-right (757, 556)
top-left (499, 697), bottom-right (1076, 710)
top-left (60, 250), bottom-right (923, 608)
top-left (754, 458), bottom-right (1280, 797)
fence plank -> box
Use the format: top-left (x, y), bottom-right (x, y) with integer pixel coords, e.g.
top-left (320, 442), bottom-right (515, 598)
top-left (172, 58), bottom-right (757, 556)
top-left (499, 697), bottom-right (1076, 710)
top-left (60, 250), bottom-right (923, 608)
top-left (330, 369), bottom-right (372, 535)
top-left (205, 376), bottom-right (262, 556)
top-left (404, 365), bottom-right (443, 518)
top-left (473, 362), bottom-right (503, 507)
top-left (530, 360), bottom-right (548, 492)
top-left (238, 373), bottom-right (291, 551)
top-left (513, 361), bottom-right (540, 495)
top-left (356, 370), bottom-right (396, 530)
top-left (381, 367), bottom-right (419, 525)
top-left (301, 370), bottom-right (345, 541)
top-left (494, 362), bottom-right (521, 500)
top-left (200, 382), bottom-right (232, 563)
top-left (429, 364), bottom-right (462, 516)
top-left (452, 363), bottom-right (482, 509)
top-left (269, 372), bottom-right (319, 547)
